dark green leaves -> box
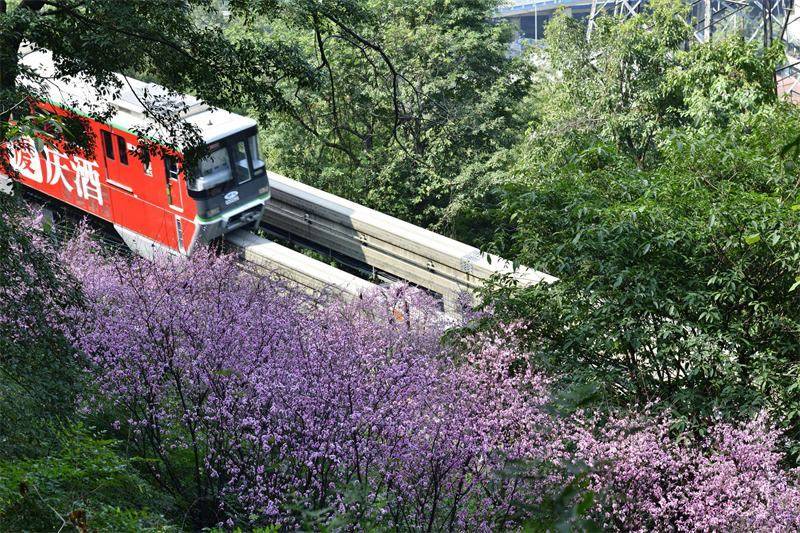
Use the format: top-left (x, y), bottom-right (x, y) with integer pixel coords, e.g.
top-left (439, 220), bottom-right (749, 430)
top-left (464, 2), bottom-right (800, 458)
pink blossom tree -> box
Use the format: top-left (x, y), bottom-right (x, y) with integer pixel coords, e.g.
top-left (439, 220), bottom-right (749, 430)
top-left (575, 412), bottom-right (800, 531)
top-left (61, 241), bottom-right (561, 529)
top-left (57, 233), bottom-right (800, 530)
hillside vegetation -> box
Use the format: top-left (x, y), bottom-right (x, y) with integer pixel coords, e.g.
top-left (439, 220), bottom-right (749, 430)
top-left (4, 0), bottom-right (800, 530)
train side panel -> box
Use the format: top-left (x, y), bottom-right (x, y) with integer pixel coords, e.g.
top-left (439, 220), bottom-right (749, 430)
top-left (5, 104), bottom-right (198, 253)
top-left (7, 132), bottom-right (113, 222)
top-left (98, 124), bottom-right (198, 252)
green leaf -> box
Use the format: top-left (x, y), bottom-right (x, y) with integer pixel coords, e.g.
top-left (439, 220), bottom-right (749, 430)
top-left (744, 233), bottom-right (761, 245)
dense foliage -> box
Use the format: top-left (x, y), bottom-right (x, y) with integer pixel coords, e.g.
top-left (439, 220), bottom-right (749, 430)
top-left (0, 201), bottom-right (174, 530)
top-left (5, 222), bottom-right (797, 530)
top-left (447, 0), bottom-right (800, 456)
top-left (0, 197), bottom-right (78, 456)
top-left (261, 0), bottom-right (528, 227)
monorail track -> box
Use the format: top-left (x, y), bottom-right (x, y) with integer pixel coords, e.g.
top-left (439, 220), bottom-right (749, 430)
top-left (242, 171), bottom-right (557, 312)
top-left (226, 229), bottom-right (376, 301)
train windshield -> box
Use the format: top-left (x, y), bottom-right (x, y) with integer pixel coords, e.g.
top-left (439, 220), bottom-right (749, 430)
top-left (189, 133), bottom-right (265, 192)
top-left (232, 135), bottom-right (265, 185)
top-left (196, 146), bottom-right (231, 187)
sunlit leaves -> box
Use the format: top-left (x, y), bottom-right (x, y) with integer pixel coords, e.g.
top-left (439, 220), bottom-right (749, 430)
top-left (463, 2), bottom-right (800, 459)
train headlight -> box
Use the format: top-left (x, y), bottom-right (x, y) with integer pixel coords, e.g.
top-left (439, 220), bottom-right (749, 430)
top-left (206, 207), bottom-right (220, 217)
top-left (258, 186), bottom-right (270, 195)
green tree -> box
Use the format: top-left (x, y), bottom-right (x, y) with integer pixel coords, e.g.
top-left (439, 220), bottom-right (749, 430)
top-left (0, 0), bottom-right (404, 172)
top-left (261, 0), bottom-right (529, 227)
top-left (457, 1), bottom-right (800, 453)
top-left (0, 196), bottom-right (80, 458)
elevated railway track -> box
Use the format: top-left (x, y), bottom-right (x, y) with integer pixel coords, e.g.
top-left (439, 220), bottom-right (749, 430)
top-left (226, 229), bottom-right (377, 301)
top-left (226, 172), bottom-right (556, 311)
top-left (9, 171), bottom-right (555, 311)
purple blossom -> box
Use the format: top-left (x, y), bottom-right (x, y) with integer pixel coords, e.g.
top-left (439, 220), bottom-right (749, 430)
top-left (59, 241), bottom-right (560, 528)
top-left (44, 224), bottom-right (800, 530)
top-left (575, 411), bottom-right (800, 531)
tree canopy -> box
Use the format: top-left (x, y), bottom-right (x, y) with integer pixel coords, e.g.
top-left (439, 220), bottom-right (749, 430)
top-left (456, 0), bottom-right (800, 454)
top-left (260, 0), bottom-right (528, 227)
top-left (0, 0), bottom-right (405, 170)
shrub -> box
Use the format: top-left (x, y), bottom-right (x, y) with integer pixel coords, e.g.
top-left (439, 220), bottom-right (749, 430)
top-left (0, 198), bottom-right (81, 457)
top-left (0, 424), bottom-right (175, 532)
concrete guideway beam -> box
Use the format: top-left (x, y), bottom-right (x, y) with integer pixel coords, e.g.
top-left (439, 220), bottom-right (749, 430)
top-left (226, 229), bottom-right (376, 301)
top-left (261, 171), bottom-right (557, 307)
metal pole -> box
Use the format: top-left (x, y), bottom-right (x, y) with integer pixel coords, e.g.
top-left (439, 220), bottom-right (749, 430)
top-left (765, 0), bottom-right (774, 47)
top-left (587, 0), bottom-right (598, 39)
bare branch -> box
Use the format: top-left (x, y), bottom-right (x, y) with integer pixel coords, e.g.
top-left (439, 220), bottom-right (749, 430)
top-left (318, 9), bottom-right (419, 159)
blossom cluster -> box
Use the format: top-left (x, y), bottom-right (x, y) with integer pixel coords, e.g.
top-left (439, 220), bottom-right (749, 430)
top-left (60, 242), bottom-right (564, 528)
top-left (575, 412), bottom-right (800, 531)
top-left (0, 206), bottom-right (77, 342)
top-left (50, 228), bottom-right (800, 530)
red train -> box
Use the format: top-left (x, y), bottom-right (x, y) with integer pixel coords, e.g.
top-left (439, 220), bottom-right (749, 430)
top-left (2, 50), bottom-right (269, 257)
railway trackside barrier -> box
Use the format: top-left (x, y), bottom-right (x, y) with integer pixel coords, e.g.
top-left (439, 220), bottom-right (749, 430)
top-left (226, 229), bottom-right (376, 300)
top-left (262, 171), bottom-right (558, 310)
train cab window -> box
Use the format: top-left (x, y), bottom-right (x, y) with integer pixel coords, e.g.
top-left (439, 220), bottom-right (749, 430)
top-left (247, 135), bottom-right (266, 177)
top-left (101, 131), bottom-right (114, 160)
top-left (165, 157), bottom-right (180, 181)
top-left (247, 136), bottom-right (260, 162)
top-left (164, 156), bottom-right (181, 207)
top-left (116, 136), bottom-right (129, 165)
top-left (233, 140), bottom-right (252, 184)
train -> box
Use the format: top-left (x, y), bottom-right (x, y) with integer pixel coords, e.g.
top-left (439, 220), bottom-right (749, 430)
top-left (2, 50), bottom-right (269, 257)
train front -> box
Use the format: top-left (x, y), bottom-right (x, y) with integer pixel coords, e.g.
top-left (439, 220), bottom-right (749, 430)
top-left (187, 122), bottom-right (270, 248)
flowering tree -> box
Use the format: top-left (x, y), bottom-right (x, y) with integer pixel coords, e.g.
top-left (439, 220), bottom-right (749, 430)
top-left (575, 412), bottom-right (800, 531)
top-left (61, 241), bottom-right (562, 529)
top-left (58, 233), bottom-right (800, 530)
top-left (0, 199), bottom-right (80, 457)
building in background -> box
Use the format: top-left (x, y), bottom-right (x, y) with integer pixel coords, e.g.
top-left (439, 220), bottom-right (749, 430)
top-left (496, 0), bottom-right (593, 44)
top-left (496, 0), bottom-right (800, 99)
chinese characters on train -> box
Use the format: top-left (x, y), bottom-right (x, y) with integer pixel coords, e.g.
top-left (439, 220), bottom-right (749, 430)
top-left (10, 138), bottom-right (103, 206)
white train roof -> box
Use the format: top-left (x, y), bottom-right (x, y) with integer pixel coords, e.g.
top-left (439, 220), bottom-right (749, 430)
top-left (19, 48), bottom-right (256, 146)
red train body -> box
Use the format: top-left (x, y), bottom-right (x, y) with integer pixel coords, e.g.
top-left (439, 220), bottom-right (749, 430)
top-left (2, 51), bottom-right (269, 256)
